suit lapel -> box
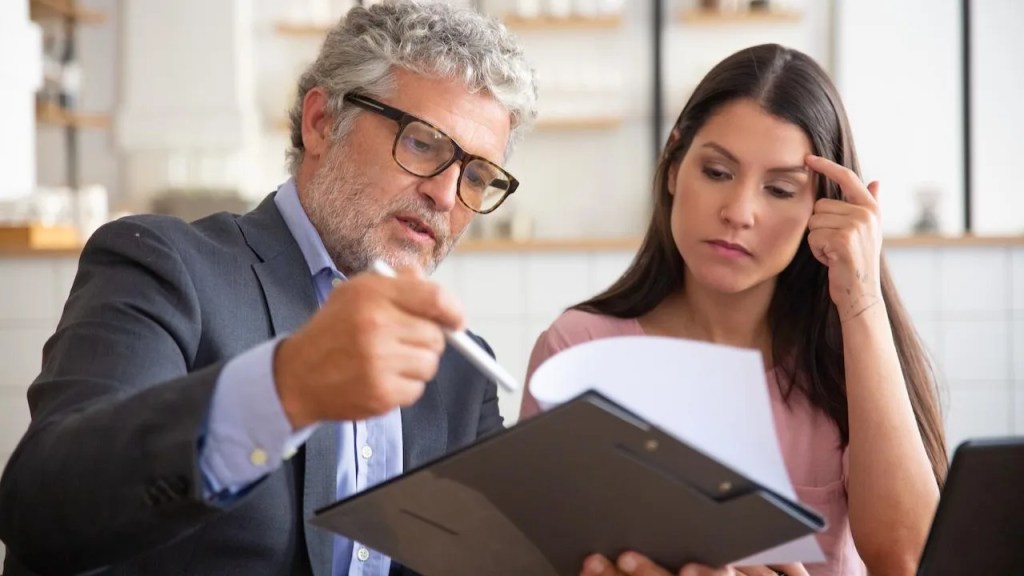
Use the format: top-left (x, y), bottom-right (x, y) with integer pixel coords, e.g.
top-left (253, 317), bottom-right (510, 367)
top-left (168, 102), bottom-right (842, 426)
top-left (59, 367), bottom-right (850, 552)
top-left (237, 195), bottom-right (336, 576)
top-left (238, 195), bottom-right (318, 337)
top-left (302, 426), bottom-right (338, 576)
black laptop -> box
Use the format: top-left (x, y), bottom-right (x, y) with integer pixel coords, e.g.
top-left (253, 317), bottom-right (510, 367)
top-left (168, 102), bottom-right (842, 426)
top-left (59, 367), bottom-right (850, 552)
top-left (916, 437), bottom-right (1024, 576)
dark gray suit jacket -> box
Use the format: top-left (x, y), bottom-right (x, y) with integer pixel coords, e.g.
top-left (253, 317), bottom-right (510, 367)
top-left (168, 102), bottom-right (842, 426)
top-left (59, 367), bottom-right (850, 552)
top-left (0, 194), bottom-right (503, 576)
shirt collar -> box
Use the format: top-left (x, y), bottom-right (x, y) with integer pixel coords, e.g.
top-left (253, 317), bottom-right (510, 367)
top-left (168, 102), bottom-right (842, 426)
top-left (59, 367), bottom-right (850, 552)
top-left (273, 178), bottom-right (343, 281)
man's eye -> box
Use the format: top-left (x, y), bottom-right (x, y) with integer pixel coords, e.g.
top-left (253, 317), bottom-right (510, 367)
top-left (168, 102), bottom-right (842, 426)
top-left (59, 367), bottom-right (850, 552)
top-left (404, 136), bottom-right (433, 153)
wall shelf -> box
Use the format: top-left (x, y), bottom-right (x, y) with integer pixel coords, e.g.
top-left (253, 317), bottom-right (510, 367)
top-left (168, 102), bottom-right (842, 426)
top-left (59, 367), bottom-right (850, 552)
top-left (503, 14), bottom-right (623, 31)
top-left (30, 0), bottom-right (106, 23)
top-left (269, 115), bottom-right (625, 133)
top-left (535, 116), bottom-right (624, 130)
top-left (274, 21), bottom-right (333, 36)
top-left (275, 13), bottom-right (625, 36)
top-left (456, 234), bottom-right (1024, 252)
top-left (678, 8), bottom-right (802, 25)
top-left (456, 235), bottom-right (1024, 253)
top-left (4, 234), bottom-right (1024, 258)
top-left (36, 103), bottom-right (110, 129)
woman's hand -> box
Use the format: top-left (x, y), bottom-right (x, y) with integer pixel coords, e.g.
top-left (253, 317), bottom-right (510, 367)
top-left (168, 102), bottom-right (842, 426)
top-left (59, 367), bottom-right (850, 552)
top-left (580, 552), bottom-right (808, 576)
top-left (805, 154), bottom-right (884, 323)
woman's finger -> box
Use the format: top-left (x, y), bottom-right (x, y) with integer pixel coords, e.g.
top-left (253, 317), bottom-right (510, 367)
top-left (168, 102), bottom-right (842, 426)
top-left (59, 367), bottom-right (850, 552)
top-left (615, 552), bottom-right (676, 576)
top-left (805, 155), bottom-right (876, 208)
top-left (807, 212), bottom-right (853, 232)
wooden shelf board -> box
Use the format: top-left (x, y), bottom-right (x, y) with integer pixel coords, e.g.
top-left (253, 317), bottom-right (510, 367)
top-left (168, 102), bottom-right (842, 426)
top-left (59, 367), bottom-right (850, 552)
top-left (679, 8), bottom-right (802, 24)
top-left (36, 103), bottom-right (111, 129)
top-left (269, 115), bottom-right (624, 133)
top-left (454, 235), bottom-right (1024, 253)
top-left (534, 116), bottom-right (624, 130)
top-left (457, 237), bottom-right (642, 253)
top-left (273, 117), bottom-right (292, 132)
top-left (30, 0), bottom-right (106, 23)
top-left (3, 234), bottom-right (1023, 257)
top-left (504, 14), bottom-right (623, 31)
top-left (0, 225), bottom-right (81, 251)
top-left (274, 21), bottom-right (332, 36)
top-left (884, 234), bottom-right (1024, 248)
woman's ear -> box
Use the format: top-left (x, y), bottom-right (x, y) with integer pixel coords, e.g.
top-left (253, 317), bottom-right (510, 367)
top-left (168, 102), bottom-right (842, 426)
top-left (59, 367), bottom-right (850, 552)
top-left (667, 161), bottom-right (681, 196)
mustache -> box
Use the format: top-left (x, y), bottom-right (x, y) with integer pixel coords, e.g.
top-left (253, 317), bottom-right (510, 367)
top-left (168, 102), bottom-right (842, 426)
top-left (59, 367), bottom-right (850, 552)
top-left (383, 197), bottom-right (450, 241)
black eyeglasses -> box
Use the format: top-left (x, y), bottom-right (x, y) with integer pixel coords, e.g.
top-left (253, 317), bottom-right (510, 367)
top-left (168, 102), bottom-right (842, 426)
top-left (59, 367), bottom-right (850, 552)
top-left (343, 93), bottom-right (519, 214)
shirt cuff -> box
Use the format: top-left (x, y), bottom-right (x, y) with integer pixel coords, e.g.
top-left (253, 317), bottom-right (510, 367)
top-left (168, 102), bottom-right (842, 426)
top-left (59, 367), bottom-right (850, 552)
top-left (199, 336), bottom-right (317, 499)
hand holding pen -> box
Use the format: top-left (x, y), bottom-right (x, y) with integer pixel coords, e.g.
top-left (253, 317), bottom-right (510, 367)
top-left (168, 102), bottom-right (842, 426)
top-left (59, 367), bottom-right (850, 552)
top-left (369, 259), bottom-right (519, 393)
top-left (272, 260), bottom-right (471, 429)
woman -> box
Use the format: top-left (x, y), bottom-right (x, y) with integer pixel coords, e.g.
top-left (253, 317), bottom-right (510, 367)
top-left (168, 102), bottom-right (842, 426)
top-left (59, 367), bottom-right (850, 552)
top-left (523, 44), bottom-right (947, 576)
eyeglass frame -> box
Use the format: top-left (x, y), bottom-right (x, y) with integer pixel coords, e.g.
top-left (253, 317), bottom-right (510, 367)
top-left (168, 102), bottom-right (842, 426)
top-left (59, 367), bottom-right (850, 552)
top-left (342, 93), bottom-right (519, 214)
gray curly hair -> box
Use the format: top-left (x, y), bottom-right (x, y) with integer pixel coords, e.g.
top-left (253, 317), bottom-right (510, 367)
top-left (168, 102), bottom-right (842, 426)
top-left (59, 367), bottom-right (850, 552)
top-left (285, 0), bottom-right (538, 177)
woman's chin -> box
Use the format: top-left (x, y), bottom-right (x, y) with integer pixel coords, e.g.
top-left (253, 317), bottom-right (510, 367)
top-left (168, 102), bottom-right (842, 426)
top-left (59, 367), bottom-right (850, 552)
top-left (687, 266), bottom-right (764, 296)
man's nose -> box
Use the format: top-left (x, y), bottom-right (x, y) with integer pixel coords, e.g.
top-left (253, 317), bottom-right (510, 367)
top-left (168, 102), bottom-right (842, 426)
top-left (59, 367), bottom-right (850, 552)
top-left (417, 163), bottom-right (460, 212)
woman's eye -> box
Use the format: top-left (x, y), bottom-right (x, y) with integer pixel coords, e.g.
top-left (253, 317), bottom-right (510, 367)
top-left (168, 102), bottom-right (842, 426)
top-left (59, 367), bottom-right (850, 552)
top-left (702, 166), bottom-right (730, 181)
top-left (767, 186), bottom-right (796, 199)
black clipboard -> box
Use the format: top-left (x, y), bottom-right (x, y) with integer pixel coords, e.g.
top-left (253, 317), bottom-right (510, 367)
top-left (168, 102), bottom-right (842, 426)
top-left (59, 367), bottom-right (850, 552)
top-left (312, 391), bottom-right (826, 576)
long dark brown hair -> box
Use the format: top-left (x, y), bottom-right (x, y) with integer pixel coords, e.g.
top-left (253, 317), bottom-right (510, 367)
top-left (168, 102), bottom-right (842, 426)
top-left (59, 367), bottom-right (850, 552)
top-left (577, 44), bottom-right (948, 485)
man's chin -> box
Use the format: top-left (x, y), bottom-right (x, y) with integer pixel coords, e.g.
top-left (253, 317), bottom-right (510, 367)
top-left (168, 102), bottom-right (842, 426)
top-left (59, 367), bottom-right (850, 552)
top-left (375, 248), bottom-right (436, 275)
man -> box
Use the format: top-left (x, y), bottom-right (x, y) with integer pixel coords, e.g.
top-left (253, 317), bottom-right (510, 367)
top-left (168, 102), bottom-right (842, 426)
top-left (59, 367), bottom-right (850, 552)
top-left (0, 2), bottom-right (537, 575)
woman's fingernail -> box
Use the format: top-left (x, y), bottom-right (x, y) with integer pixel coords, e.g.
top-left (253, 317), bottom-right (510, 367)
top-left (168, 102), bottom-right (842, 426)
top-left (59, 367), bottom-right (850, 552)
top-left (618, 553), bottom-right (639, 573)
top-left (584, 555), bottom-right (606, 575)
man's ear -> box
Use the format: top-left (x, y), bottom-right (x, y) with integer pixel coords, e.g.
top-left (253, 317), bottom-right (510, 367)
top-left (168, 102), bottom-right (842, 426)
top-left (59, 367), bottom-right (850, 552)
top-left (301, 87), bottom-right (333, 161)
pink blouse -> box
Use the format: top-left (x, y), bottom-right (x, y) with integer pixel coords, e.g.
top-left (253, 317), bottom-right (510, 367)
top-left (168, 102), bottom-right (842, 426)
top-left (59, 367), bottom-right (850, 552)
top-left (521, 309), bottom-right (867, 576)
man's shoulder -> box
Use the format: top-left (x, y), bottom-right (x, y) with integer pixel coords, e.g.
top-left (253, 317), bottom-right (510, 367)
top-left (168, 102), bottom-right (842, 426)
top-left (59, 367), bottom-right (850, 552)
top-left (117, 209), bottom-right (245, 243)
top-left (91, 201), bottom-right (270, 259)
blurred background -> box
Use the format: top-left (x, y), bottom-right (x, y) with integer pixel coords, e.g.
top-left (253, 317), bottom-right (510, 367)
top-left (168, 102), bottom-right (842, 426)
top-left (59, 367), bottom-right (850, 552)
top-left (0, 1), bottom-right (1021, 557)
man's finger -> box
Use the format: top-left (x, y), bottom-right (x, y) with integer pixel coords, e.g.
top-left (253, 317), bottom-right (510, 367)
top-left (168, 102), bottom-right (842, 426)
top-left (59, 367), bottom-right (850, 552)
top-left (393, 314), bottom-right (447, 353)
top-left (391, 277), bottom-right (464, 329)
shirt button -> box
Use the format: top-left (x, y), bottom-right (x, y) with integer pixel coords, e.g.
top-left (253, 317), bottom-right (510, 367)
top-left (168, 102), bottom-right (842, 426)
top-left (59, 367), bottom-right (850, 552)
top-left (356, 547), bottom-right (370, 562)
top-left (360, 445), bottom-right (373, 459)
top-left (331, 277), bottom-right (342, 288)
top-left (250, 448), bottom-right (268, 466)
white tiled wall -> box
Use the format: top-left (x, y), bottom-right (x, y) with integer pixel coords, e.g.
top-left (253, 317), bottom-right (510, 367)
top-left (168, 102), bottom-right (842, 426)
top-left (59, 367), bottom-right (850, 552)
top-left (0, 257), bottom-right (77, 468)
top-left (434, 250), bottom-right (635, 421)
top-left (888, 245), bottom-right (1024, 452)
top-left (0, 256), bottom-right (77, 565)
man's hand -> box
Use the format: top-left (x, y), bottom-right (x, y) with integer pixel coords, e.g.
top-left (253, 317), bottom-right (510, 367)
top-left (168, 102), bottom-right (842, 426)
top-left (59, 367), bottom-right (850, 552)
top-left (581, 552), bottom-right (808, 576)
top-left (273, 266), bottom-right (463, 428)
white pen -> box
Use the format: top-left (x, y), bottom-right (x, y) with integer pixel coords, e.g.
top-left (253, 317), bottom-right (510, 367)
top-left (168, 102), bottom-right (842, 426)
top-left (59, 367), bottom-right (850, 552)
top-left (368, 259), bottom-right (520, 392)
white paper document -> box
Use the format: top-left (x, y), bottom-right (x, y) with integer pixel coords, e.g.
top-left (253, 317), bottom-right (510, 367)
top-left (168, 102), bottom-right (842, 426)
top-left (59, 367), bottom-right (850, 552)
top-left (529, 335), bottom-right (825, 565)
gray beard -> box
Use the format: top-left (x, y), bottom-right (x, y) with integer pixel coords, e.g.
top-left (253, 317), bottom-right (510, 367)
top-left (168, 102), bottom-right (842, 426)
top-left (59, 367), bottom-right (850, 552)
top-left (301, 143), bottom-right (462, 277)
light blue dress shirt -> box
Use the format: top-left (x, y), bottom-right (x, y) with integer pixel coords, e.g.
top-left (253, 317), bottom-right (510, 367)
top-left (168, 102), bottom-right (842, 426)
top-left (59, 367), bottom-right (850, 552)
top-left (199, 179), bottom-right (403, 576)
